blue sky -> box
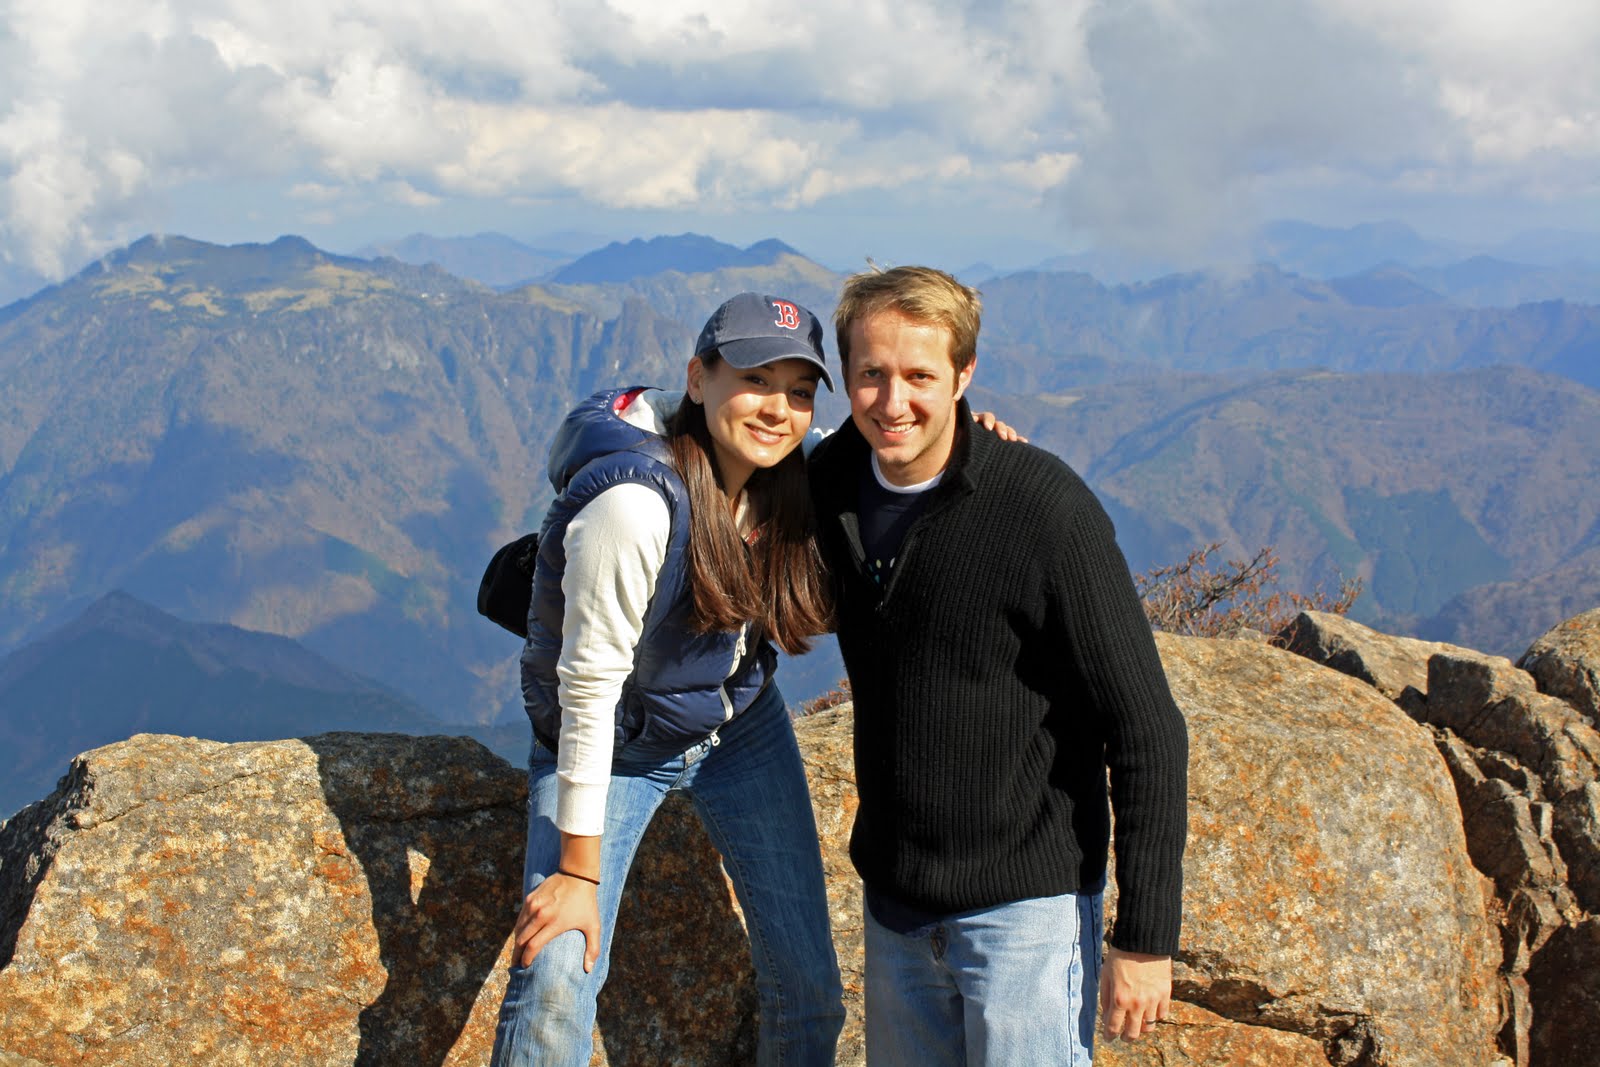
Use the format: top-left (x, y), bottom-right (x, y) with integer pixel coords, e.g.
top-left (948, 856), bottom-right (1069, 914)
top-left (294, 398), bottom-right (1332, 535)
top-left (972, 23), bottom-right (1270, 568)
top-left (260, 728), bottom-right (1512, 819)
top-left (2, 0), bottom-right (1598, 281)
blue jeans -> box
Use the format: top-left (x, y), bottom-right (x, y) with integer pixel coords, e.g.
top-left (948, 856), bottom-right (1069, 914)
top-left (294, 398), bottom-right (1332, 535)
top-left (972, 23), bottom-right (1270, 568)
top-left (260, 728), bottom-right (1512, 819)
top-left (489, 685), bottom-right (844, 1066)
top-left (864, 890), bottom-right (1103, 1067)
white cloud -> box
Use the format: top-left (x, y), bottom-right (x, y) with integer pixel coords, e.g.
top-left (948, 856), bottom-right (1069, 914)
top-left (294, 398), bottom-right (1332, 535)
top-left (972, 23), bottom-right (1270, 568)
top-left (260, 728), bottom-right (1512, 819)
top-left (288, 182), bottom-right (345, 202)
top-left (384, 180), bottom-right (441, 208)
top-left (0, 0), bottom-right (1596, 276)
top-left (1059, 0), bottom-right (1600, 257)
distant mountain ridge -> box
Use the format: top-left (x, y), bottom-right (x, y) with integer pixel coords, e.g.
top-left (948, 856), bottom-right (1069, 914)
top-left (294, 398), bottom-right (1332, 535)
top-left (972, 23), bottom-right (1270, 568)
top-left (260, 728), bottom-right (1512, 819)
top-left (354, 232), bottom-right (576, 288)
top-left (976, 263), bottom-right (1600, 393)
top-left (1332, 257), bottom-right (1600, 308)
top-left (550, 234), bottom-right (806, 285)
top-left (0, 591), bottom-right (480, 818)
top-left (1252, 219), bottom-right (1600, 277)
top-left (0, 590), bottom-right (406, 696)
top-left (0, 233), bottom-right (699, 726)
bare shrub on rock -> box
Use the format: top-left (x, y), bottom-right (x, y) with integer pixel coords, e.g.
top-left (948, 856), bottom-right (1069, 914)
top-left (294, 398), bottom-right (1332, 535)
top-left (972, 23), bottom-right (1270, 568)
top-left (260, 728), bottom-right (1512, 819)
top-left (1137, 542), bottom-right (1362, 639)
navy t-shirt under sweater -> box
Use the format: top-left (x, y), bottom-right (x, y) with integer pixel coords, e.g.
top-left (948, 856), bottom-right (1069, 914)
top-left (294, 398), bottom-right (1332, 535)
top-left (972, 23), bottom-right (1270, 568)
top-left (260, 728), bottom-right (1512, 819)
top-left (858, 454), bottom-right (937, 589)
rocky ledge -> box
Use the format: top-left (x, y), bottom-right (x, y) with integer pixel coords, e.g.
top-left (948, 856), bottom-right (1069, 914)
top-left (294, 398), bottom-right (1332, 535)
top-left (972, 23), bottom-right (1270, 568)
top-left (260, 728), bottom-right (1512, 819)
top-left (5, 614), bottom-right (1599, 1066)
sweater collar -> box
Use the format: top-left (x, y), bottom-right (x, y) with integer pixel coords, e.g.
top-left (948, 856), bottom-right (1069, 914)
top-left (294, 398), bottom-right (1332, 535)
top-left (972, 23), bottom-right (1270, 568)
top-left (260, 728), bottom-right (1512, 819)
top-left (819, 397), bottom-right (987, 511)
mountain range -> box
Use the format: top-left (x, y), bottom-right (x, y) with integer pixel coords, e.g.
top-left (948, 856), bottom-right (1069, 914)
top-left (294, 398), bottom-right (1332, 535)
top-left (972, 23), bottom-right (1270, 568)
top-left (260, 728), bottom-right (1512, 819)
top-left (993, 365), bottom-right (1600, 643)
top-left (0, 234), bottom-right (695, 727)
top-left (2, 227), bottom-right (1598, 810)
top-left (974, 265), bottom-right (1600, 392)
top-left (0, 590), bottom-right (524, 819)
top-left (354, 233), bottom-right (576, 288)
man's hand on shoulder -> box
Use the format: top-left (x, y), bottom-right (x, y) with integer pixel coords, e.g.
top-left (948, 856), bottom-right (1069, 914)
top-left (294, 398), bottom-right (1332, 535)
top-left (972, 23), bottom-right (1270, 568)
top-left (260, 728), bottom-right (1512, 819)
top-left (1099, 947), bottom-right (1172, 1041)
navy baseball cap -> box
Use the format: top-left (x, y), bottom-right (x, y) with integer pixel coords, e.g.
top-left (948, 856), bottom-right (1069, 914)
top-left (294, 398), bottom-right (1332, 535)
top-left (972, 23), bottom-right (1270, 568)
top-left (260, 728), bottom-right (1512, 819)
top-left (694, 292), bottom-right (834, 390)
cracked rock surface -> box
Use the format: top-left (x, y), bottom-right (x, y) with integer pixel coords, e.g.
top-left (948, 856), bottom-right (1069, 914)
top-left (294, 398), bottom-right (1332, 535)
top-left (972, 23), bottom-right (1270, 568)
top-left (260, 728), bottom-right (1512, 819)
top-left (1, 633), bottom-right (1516, 1066)
top-left (1098, 634), bottom-right (1503, 1067)
top-left (0, 732), bottom-right (529, 1066)
top-left (1287, 607), bottom-right (1600, 1066)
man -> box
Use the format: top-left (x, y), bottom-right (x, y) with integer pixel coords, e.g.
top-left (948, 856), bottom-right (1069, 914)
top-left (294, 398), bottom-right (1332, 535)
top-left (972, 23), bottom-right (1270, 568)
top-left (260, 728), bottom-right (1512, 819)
top-left (807, 266), bottom-right (1188, 1065)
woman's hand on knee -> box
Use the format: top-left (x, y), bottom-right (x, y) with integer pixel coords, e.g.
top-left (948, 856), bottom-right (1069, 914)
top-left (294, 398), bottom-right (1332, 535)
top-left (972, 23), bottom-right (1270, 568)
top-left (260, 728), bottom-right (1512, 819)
top-left (512, 872), bottom-right (602, 972)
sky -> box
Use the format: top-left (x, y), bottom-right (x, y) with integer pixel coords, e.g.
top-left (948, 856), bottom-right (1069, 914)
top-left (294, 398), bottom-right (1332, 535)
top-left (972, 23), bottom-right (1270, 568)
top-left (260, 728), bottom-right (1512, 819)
top-left (2, 0), bottom-right (1598, 285)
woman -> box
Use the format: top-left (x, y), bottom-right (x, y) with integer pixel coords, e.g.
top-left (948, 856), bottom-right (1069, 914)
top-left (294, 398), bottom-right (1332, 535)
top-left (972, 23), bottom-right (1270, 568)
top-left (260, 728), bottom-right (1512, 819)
top-left (489, 292), bottom-right (845, 1066)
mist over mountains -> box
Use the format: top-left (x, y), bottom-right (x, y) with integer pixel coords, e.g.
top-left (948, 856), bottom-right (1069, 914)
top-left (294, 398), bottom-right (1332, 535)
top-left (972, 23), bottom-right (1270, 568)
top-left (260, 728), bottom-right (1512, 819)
top-left (2, 223), bottom-right (1598, 814)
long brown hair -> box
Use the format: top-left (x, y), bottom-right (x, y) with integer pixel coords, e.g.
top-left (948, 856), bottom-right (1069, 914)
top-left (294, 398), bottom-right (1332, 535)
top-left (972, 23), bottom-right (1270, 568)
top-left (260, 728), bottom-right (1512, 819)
top-left (665, 355), bottom-right (832, 654)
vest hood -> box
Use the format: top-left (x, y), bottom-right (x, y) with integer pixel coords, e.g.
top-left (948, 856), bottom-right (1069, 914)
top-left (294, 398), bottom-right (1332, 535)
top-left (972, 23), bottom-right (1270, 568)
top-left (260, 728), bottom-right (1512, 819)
top-left (547, 387), bottom-right (673, 494)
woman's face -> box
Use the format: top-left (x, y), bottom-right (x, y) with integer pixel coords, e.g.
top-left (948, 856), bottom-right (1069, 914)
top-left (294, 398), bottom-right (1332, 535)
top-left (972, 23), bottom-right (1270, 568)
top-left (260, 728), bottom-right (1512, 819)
top-left (687, 355), bottom-right (820, 493)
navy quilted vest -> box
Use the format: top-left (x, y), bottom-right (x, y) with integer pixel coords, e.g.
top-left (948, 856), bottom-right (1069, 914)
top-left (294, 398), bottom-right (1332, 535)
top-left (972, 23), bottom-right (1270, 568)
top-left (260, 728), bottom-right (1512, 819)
top-left (520, 388), bottom-right (775, 759)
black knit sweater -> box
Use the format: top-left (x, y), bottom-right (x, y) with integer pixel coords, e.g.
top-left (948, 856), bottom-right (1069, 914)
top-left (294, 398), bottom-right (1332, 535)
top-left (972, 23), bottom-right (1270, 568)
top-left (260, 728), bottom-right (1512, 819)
top-left (809, 405), bottom-right (1189, 955)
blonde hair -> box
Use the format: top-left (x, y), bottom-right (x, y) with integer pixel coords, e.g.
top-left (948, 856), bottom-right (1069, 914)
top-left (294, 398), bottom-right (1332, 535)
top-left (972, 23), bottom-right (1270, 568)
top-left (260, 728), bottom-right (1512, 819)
top-left (833, 265), bottom-right (982, 374)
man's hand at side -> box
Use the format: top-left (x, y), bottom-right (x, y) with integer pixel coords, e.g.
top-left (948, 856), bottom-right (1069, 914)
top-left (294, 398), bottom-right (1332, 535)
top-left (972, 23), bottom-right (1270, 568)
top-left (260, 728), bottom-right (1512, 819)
top-left (1099, 948), bottom-right (1172, 1040)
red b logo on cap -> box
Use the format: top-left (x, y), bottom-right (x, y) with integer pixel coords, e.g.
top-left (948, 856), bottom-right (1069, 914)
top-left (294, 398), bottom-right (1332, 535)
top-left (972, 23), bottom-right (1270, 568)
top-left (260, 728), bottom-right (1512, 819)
top-left (772, 301), bottom-right (801, 330)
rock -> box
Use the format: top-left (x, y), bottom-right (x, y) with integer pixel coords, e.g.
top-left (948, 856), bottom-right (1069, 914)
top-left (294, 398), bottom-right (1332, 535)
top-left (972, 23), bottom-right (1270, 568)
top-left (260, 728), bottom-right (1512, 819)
top-left (1438, 733), bottom-right (1565, 897)
top-left (1382, 643), bottom-right (1600, 1062)
top-left (1279, 610), bottom-right (1469, 700)
top-left (595, 706), bottom-right (863, 1065)
top-left (1126, 635), bottom-right (1502, 1067)
top-left (1501, 974), bottom-right (1532, 1067)
top-left (790, 705), bottom-right (865, 1065)
top-left (594, 792), bottom-right (762, 1065)
top-left (1094, 1001), bottom-right (1331, 1065)
top-left (1524, 916), bottom-right (1600, 1067)
top-left (0, 1051), bottom-right (50, 1067)
top-left (1519, 607), bottom-right (1600, 728)
top-left (1554, 782), bottom-right (1600, 915)
top-left (0, 636), bottom-right (1521, 1066)
top-left (1421, 651), bottom-right (1600, 800)
top-left (0, 732), bottom-right (530, 1067)
top-left (1504, 887), bottom-right (1567, 976)
top-left (1416, 649), bottom-right (1600, 921)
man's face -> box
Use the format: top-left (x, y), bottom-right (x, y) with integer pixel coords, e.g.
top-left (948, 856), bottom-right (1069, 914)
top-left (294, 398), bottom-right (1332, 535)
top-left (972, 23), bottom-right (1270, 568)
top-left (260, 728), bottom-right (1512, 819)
top-left (845, 309), bottom-right (974, 487)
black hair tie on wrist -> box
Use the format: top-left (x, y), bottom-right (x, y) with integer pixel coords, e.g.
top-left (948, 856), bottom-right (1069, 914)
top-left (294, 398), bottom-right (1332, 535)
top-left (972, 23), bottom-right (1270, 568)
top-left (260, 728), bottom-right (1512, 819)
top-left (558, 868), bottom-right (600, 886)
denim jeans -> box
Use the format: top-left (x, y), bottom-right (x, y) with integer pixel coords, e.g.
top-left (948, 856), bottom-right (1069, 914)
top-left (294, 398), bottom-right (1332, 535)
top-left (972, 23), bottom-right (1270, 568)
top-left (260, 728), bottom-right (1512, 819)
top-left (489, 685), bottom-right (845, 1066)
top-left (864, 889), bottom-right (1103, 1067)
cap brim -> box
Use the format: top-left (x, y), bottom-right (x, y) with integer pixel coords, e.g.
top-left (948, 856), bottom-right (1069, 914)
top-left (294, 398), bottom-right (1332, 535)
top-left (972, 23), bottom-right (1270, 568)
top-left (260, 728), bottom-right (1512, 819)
top-left (708, 335), bottom-right (835, 390)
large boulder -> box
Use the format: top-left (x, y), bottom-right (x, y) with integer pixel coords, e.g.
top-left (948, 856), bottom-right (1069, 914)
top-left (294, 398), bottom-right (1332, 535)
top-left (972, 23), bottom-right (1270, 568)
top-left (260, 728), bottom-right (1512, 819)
top-left (1102, 634), bottom-right (1503, 1067)
top-left (1, 634), bottom-right (1509, 1066)
top-left (0, 733), bottom-right (770, 1067)
top-left (817, 635), bottom-right (1505, 1067)
top-left (1283, 607), bottom-right (1600, 1066)
top-left (1279, 610), bottom-right (1470, 700)
top-left (1520, 607), bottom-right (1600, 729)
top-left (0, 733), bottom-right (529, 1066)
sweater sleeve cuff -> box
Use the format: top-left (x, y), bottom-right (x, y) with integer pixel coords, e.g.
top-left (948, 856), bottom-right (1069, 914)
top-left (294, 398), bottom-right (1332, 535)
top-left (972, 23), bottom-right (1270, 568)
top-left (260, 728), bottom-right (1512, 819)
top-left (554, 776), bottom-right (610, 838)
top-left (1108, 892), bottom-right (1183, 957)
